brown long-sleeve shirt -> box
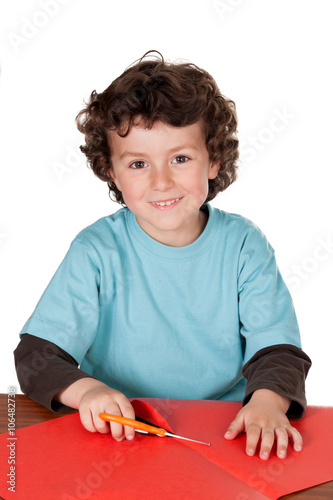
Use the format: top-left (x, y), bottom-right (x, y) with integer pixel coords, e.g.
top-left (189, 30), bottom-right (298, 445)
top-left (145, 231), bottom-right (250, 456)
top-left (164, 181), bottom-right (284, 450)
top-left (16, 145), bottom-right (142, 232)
top-left (14, 334), bottom-right (311, 419)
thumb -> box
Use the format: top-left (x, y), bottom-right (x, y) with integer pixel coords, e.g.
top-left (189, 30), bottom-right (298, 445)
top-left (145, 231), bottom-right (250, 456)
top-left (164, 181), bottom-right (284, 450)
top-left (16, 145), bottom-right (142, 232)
top-left (224, 414), bottom-right (245, 440)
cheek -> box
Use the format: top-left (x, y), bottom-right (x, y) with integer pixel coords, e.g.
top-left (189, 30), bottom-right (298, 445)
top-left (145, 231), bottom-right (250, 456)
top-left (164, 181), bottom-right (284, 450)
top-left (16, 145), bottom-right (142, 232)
top-left (117, 180), bottom-right (141, 205)
top-left (196, 172), bottom-right (212, 201)
top-left (188, 170), bottom-right (211, 193)
top-left (111, 171), bottom-right (130, 195)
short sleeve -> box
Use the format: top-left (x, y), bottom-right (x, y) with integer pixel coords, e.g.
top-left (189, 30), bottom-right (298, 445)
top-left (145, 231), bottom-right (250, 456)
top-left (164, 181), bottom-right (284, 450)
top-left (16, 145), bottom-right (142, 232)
top-left (238, 224), bottom-right (301, 364)
top-left (19, 239), bottom-right (100, 364)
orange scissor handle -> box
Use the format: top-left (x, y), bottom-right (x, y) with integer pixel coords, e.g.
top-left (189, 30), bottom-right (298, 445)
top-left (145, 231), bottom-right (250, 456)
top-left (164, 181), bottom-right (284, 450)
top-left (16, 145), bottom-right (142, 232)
top-left (99, 413), bottom-right (167, 436)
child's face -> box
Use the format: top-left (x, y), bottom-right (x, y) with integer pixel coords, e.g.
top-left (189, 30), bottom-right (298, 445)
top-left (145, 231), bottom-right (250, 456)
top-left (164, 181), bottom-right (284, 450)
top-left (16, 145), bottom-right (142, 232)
top-left (108, 120), bottom-right (219, 247)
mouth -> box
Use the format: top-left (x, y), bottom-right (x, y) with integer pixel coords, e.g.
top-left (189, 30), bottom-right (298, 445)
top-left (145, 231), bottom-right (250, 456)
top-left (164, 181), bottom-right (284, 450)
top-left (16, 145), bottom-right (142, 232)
top-left (151, 197), bottom-right (182, 207)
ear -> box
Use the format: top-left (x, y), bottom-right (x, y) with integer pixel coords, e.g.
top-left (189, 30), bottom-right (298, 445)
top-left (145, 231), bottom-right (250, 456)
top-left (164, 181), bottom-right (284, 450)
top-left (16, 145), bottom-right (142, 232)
top-left (107, 168), bottom-right (122, 191)
top-left (208, 161), bottom-right (220, 180)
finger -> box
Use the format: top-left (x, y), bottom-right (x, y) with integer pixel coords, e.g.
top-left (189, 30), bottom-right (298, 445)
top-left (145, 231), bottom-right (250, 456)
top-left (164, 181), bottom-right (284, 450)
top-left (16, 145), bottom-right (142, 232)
top-left (259, 426), bottom-right (275, 460)
top-left (105, 396), bottom-right (135, 441)
top-left (110, 420), bottom-right (126, 441)
top-left (103, 405), bottom-right (126, 441)
top-left (275, 426), bottom-right (289, 459)
top-left (79, 407), bottom-right (98, 433)
top-left (224, 415), bottom-right (245, 440)
top-left (118, 402), bottom-right (136, 441)
top-left (286, 425), bottom-right (303, 452)
top-left (94, 417), bottom-right (114, 434)
top-left (245, 424), bottom-right (261, 457)
top-left (88, 406), bottom-right (124, 439)
top-left (86, 402), bottom-right (124, 440)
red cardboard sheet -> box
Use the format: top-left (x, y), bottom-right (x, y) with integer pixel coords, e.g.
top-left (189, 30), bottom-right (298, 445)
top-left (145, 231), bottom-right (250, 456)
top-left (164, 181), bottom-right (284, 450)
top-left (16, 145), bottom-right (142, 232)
top-left (0, 399), bottom-right (333, 499)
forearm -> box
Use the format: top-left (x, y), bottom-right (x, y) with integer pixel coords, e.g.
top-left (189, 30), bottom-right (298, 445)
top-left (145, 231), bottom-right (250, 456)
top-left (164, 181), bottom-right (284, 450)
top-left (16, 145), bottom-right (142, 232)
top-left (14, 334), bottom-right (97, 412)
top-left (242, 344), bottom-right (312, 419)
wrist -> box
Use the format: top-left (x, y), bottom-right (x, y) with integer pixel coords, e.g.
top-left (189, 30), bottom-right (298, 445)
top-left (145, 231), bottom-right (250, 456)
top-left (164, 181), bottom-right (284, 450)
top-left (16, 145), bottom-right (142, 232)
top-left (55, 377), bottom-right (106, 409)
top-left (250, 388), bottom-right (291, 414)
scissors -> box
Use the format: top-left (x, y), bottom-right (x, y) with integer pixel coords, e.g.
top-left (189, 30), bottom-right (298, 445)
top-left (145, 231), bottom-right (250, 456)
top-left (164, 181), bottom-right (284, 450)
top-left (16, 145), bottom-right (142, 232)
top-left (99, 413), bottom-right (210, 446)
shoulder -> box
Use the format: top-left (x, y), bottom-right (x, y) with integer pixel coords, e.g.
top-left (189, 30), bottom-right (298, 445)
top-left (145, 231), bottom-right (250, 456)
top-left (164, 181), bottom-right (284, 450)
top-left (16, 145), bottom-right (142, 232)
top-left (209, 205), bottom-right (268, 243)
top-left (208, 205), bottom-right (275, 270)
top-left (75, 208), bottom-right (128, 241)
top-left (67, 208), bottom-right (130, 260)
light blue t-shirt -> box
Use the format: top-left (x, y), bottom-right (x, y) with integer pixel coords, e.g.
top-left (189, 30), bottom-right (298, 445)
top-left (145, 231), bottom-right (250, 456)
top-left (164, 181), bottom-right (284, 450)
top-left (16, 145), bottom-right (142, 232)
top-left (20, 204), bottom-right (301, 401)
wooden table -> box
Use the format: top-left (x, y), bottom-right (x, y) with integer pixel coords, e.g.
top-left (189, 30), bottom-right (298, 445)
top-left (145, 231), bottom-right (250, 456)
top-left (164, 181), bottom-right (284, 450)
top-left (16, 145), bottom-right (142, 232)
top-left (1, 394), bottom-right (332, 499)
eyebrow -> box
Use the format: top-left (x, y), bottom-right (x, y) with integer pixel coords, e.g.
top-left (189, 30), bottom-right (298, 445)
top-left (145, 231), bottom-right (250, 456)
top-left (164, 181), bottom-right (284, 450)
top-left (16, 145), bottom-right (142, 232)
top-left (119, 144), bottom-right (199, 160)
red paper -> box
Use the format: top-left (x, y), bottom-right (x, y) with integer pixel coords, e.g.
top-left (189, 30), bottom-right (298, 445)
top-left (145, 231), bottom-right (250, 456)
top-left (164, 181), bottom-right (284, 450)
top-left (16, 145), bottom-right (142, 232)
top-left (0, 399), bottom-right (332, 500)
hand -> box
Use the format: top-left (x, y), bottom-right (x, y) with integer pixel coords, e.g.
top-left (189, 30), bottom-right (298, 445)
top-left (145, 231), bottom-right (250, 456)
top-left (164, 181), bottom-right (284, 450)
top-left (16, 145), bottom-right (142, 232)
top-left (224, 389), bottom-right (303, 460)
top-left (56, 378), bottom-right (135, 441)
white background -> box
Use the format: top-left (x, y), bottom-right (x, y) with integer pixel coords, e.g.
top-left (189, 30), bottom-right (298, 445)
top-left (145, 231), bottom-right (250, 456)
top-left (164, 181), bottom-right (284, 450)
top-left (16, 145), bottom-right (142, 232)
top-left (0, 0), bottom-right (332, 406)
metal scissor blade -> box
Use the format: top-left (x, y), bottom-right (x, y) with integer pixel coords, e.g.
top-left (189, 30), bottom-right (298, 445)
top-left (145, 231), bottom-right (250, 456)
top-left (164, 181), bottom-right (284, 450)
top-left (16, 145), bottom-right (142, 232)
top-left (165, 431), bottom-right (210, 446)
top-left (135, 416), bottom-right (155, 426)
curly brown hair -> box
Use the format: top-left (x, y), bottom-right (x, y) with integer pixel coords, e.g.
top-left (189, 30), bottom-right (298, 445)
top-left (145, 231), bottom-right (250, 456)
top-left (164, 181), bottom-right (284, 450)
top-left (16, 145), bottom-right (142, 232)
top-left (76, 50), bottom-right (239, 205)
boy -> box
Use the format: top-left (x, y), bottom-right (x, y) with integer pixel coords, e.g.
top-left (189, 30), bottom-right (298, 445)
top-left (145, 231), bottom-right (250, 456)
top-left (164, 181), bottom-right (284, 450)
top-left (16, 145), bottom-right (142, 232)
top-left (14, 51), bottom-right (311, 461)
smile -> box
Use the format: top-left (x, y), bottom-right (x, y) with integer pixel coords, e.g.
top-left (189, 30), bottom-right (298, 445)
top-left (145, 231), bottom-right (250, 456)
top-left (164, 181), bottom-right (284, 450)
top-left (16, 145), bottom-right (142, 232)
top-left (151, 197), bottom-right (181, 207)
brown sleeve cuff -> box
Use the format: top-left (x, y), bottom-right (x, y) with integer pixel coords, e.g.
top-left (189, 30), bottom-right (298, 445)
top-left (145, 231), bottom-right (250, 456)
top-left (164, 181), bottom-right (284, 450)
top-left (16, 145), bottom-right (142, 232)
top-left (242, 344), bottom-right (312, 420)
top-left (14, 334), bottom-right (97, 413)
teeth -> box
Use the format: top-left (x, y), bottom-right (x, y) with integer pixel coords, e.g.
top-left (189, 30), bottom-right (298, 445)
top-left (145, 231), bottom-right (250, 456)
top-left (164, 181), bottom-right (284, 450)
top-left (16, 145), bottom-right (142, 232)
top-left (153, 198), bottom-right (180, 207)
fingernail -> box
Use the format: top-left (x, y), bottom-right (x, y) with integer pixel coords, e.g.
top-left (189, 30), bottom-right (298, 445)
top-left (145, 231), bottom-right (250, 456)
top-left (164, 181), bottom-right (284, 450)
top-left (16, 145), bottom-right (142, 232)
top-left (278, 450), bottom-right (286, 459)
top-left (261, 451), bottom-right (269, 460)
top-left (295, 445), bottom-right (302, 452)
top-left (114, 437), bottom-right (123, 442)
top-left (247, 449), bottom-right (255, 456)
top-left (127, 435), bottom-right (134, 441)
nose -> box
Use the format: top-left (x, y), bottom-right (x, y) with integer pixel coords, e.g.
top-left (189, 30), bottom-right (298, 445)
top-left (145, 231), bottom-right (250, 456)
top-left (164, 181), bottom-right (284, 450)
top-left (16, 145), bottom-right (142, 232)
top-left (150, 165), bottom-right (174, 191)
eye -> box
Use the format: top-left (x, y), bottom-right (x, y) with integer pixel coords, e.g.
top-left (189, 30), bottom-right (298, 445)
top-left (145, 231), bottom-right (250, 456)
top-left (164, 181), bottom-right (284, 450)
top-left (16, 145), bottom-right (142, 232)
top-left (129, 160), bottom-right (148, 169)
top-left (172, 155), bottom-right (190, 164)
